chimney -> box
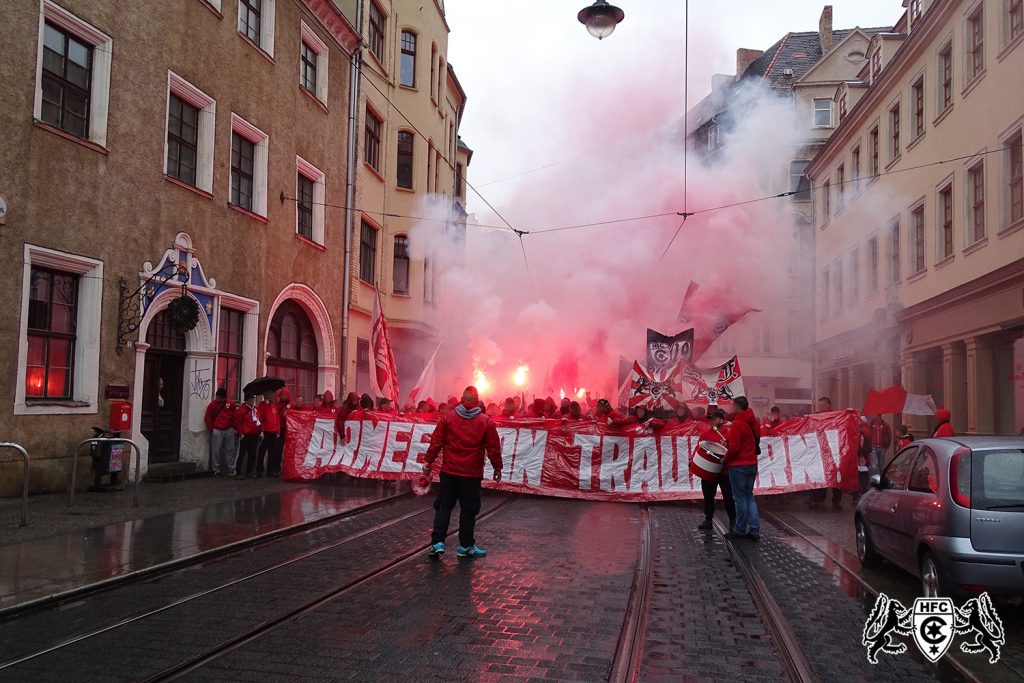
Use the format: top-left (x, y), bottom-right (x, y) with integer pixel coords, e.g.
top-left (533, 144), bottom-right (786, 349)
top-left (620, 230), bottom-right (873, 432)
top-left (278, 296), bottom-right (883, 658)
top-left (819, 5), bottom-right (834, 54)
top-left (736, 48), bottom-right (764, 76)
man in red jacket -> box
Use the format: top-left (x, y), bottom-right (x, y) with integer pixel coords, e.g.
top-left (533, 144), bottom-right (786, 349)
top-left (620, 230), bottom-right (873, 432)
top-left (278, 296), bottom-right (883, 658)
top-left (869, 414), bottom-right (893, 477)
top-left (695, 408), bottom-right (735, 531)
top-left (255, 390), bottom-right (280, 478)
top-left (204, 388), bottom-right (237, 476)
top-left (723, 396), bottom-right (761, 540)
top-left (932, 408), bottom-right (955, 437)
top-left (422, 386), bottom-right (502, 558)
top-left (234, 390), bottom-right (262, 479)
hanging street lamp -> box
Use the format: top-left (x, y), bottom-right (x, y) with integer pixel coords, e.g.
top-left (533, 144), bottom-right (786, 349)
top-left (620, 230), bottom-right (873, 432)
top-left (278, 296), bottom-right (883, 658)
top-left (577, 0), bottom-right (625, 40)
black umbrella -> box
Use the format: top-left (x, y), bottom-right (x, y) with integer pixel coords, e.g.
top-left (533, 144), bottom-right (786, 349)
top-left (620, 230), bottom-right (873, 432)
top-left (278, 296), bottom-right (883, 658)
top-left (243, 376), bottom-right (286, 396)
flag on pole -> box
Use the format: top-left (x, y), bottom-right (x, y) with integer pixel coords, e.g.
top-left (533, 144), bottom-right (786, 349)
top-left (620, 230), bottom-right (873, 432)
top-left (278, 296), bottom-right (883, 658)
top-left (370, 291), bottom-right (400, 404)
top-left (409, 341), bottom-right (441, 405)
top-left (677, 281), bottom-right (760, 361)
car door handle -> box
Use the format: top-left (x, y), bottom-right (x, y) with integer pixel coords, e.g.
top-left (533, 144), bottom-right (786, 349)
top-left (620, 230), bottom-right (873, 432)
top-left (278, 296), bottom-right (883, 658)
top-left (889, 505), bottom-right (898, 513)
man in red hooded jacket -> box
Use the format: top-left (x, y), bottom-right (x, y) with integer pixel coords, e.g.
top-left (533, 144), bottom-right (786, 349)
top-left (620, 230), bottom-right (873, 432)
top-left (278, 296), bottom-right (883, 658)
top-left (423, 386), bottom-right (502, 558)
top-left (723, 396), bottom-right (761, 540)
top-left (932, 408), bottom-right (955, 437)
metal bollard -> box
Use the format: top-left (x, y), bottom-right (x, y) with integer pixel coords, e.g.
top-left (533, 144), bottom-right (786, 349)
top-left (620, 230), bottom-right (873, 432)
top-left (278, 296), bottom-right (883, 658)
top-left (0, 443), bottom-right (30, 527)
top-left (68, 438), bottom-right (144, 508)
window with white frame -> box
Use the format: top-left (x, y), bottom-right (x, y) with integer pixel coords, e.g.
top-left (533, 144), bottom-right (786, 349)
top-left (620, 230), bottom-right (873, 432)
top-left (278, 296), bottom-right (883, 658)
top-left (852, 145), bottom-right (862, 192)
top-left (238, 0), bottom-right (275, 57)
top-left (833, 258), bottom-right (843, 316)
top-left (967, 5), bottom-right (985, 81)
top-left (400, 30), bottom-right (417, 87)
top-left (837, 164), bottom-right (846, 210)
top-left (393, 235), bottom-right (410, 294)
top-left (368, 1), bottom-right (385, 63)
top-left (889, 217), bottom-right (901, 283)
top-left (16, 245), bottom-right (103, 415)
top-left (35, 1), bottom-right (113, 147)
top-left (911, 203), bottom-right (926, 273)
top-left (889, 101), bottom-right (901, 160)
top-left (295, 156), bottom-right (325, 244)
top-left (230, 114), bottom-right (268, 216)
top-left (1004, 130), bottom-right (1023, 227)
top-left (813, 98), bottom-right (832, 127)
top-left (938, 42), bottom-right (953, 113)
top-left (912, 76), bottom-right (925, 138)
top-left (849, 247), bottom-right (860, 305)
top-left (820, 268), bottom-right (830, 321)
top-left (868, 234), bottom-right (879, 293)
top-left (968, 160), bottom-right (986, 243)
top-left (165, 72), bottom-right (216, 192)
top-left (938, 183), bottom-right (954, 259)
top-left (299, 22), bottom-right (328, 105)
top-left (1009, 0), bottom-right (1024, 44)
top-left (822, 179), bottom-right (831, 220)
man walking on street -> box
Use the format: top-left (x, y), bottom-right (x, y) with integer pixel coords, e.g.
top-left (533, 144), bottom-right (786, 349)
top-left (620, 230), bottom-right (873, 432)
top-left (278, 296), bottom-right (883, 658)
top-left (422, 386), bottom-right (502, 558)
top-left (723, 396), bottom-right (761, 540)
top-left (696, 408), bottom-right (735, 531)
top-left (868, 414), bottom-right (892, 477)
top-left (204, 388), bottom-right (236, 476)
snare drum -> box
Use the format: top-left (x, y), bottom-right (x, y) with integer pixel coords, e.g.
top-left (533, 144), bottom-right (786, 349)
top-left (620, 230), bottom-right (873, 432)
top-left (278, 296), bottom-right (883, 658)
top-left (690, 440), bottom-right (728, 481)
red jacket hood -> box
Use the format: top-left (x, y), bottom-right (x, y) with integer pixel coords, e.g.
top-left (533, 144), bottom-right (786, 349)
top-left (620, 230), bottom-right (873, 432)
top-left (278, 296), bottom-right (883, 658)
top-left (936, 408), bottom-right (951, 422)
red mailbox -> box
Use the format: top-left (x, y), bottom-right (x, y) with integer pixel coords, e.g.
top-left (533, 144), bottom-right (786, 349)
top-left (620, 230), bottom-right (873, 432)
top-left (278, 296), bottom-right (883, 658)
top-left (109, 400), bottom-right (132, 432)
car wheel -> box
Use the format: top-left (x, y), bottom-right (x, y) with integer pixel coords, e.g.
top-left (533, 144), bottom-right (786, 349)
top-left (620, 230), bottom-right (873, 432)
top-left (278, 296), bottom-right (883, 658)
top-left (855, 516), bottom-right (882, 569)
top-left (919, 551), bottom-right (951, 598)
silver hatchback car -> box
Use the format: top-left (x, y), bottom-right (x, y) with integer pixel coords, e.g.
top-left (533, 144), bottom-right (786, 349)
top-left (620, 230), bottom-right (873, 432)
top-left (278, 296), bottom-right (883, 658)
top-left (855, 436), bottom-right (1024, 599)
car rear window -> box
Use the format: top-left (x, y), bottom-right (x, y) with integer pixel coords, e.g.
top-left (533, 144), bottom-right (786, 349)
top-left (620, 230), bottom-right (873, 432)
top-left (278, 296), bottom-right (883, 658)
top-left (972, 449), bottom-right (1024, 511)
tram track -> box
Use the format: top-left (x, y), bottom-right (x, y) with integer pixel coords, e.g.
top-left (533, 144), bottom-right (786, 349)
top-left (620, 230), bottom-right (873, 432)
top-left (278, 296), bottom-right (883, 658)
top-left (609, 504), bottom-right (653, 683)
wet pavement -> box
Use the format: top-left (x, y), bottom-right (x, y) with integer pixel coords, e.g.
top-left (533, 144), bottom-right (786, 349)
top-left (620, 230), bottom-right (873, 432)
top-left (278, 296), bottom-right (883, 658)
top-left (0, 477), bottom-right (403, 611)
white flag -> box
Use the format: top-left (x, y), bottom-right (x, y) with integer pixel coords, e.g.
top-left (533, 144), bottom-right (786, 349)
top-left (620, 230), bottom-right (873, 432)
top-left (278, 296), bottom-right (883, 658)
top-left (409, 341), bottom-right (441, 404)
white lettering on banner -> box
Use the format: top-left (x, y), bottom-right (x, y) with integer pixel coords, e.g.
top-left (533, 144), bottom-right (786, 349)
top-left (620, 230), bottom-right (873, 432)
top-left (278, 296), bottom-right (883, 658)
top-left (379, 422), bottom-right (413, 473)
top-left (496, 427), bottom-right (517, 482)
top-left (511, 428), bottom-right (546, 486)
top-left (824, 429), bottom-right (842, 484)
top-left (301, 418), bottom-right (336, 467)
top-left (758, 436), bottom-right (789, 488)
top-left (788, 433), bottom-right (826, 484)
top-left (600, 436), bottom-right (630, 492)
top-left (659, 437), bottom-right (690, 492)
top-left (352, 419), bottom-right (387, 471)
top-left (575, 434), bottom-right (600, 490)
top-left (630, 437), bottom-right (660, 493)
top-left (336, 420), bottom-right (361, 467)
top-left (404, 423), bottom-right (436, 473)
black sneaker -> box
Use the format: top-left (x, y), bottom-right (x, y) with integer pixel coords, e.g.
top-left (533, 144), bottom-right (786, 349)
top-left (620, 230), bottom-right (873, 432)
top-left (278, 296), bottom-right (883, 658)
top-left (697, 519), bottom-right (713, 530)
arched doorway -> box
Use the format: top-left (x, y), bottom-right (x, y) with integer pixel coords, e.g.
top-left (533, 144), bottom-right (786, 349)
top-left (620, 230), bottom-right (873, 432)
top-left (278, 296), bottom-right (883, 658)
top-left (267, 301), bottom-right (318, 402)
top-left (141, 309), bottom-right (186, 462)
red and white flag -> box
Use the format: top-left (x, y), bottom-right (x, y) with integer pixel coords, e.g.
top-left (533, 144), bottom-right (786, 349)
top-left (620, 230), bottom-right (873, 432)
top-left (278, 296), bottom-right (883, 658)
top-left (624, 360), bottom-right (685, 411)
top-left (371, 291), bottom-right (400, 404)
top-left (678, 281), bottom-right (760, 361)
top-left (681, 355), bottom-right (746, 406)
top-left (408, 341), bottom-right (441, 405)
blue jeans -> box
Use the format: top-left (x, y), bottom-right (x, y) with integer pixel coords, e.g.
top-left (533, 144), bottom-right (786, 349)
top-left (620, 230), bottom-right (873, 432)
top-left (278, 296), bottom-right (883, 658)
top-left (870, 447), bottom-right (886, 477)
top-left (729, 465), bottom-right (760, 536)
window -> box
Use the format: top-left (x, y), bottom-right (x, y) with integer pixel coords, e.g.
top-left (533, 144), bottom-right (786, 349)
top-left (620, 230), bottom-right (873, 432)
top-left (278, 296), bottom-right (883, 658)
top-left (165, 72), bottom-right (216, 192)
top-left (850, 247), bottom-right (860, 305)
top-left (397, 131), bottom-right (414, 189)
top-left (217, 308), bottom-right (244, 401)
top-left (238, 0), bottom-right (275, 56)
top-left (1008, 132), bottom-right (1023, 225)
top-left (360, 220), bottom-right (378, 283)
top-left (230, 114), bottom-right (268, 217)
top-left (400, 31), bottom-right (417, 87)
top-left (820, 268), bottom-right (830, 321)
top-left (883, 447), bottom-right (917, 489)
top-left (25, 268), bottom-right (78, 400)
top-left (969, 6), bottom-right (985, 80)
top-left (393, 235), bottom-right (410, 294)
top-left (267, 302), bottom-right (318, 403)
top-left (890, 218), bottom-right (901, 283)
top-left (838, 92), bottom-right (848, 122)
top-left (706, 122), bottom-right (719, 150)
top-left (430, 43), bottom-right (438, 100)
top-left (837, 164), bottom-right (845, 211)
top-left (834, 259), bottom-right (843, 316)
top-left (456, 163), bottom-right (464, 199)
top-left (166, 95), bottom-right (199, 186)
top-left (790, 161), bottom-right (810, 201)
top-left (365, 106), bottom-right (382, 171)
top-left (231, 133), bottom-right (254, 211)
top-left (908, 448), bottom-right (939, 494)
top-left (299, 23), bottom-right (329, 104)
top-left (296, 173), bottom-right (314, 240)
top-left (868, 235), bottom-right (879, 293)
top-left (17, 245), bottom-right (103, 414)
top-left (869, 126), bottom-right (880, 176)
top-left (912, 77), bottom-right (925, 138)
top-left (368, 2), bottom-right (385, 62)
top-left (968, 161), bottom-right (986, 243)
top-left (910, 0), bottom-right (923, 25)
top-left (852, 146), bottom-right (861, 192)
top-left (35, 3), bottom-right (112, 146)
top-left (296, 156), bottom-right (326, 244)
top-left (871, 48), bottom-right (882, 79)
top-left (912, 204), bottom-right (926, 273)
top-left (889, 103), bottom-right (901, 160)
top-left (426, 144), bottom-right (434, 193)
top-left (813, 98), bottom-right (832, 127)
top-left (939, 184), bottom-right (954, 259)
top-left (822, 179), bottom-right (831, 220)
top-left (424, 255), bottom-right (433, 303)
top-left (1011, 0), bottom-right (1024, 43)
top-left (939, 43), bottom-right (953, 111)
top-left (40, 22), bottom-right (92, 140)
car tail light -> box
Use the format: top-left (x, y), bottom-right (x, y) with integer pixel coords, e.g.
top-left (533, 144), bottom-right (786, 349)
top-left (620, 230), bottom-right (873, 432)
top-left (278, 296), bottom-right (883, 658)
top-left (950, 446), bottom-right (971, 508)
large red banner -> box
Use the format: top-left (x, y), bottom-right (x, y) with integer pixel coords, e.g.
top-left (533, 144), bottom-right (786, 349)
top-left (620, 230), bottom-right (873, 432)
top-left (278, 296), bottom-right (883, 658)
top-left (283, 411), bottom-right (861, 502)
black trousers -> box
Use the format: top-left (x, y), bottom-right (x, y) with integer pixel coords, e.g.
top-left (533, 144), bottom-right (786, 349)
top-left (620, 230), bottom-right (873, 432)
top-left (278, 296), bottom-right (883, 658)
top-left (702, 474), bottom-right (736, 525)
top-left (809, 487), bottom-right (843, 505)
top-left (268, 428), bottom-right (285, 476)
top-left (431, 472), bottom-right (482, 548)
top-left (238, 435), bottom-right (260, 476)
top-left (256, 433), bottom-right (278, 476)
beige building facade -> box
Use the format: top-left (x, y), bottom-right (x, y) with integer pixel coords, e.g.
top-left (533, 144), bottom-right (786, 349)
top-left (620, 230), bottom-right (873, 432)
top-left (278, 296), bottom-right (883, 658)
top-left (0, 0), bottom-right (360, 494)
top-left (809, 0), bottom-right (1024, 435)
top-left (344, 0), bottom-right (470, 400)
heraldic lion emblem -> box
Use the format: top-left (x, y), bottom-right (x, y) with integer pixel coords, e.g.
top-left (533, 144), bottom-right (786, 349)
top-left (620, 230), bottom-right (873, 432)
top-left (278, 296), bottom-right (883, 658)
top-left (863, 592), bottom-right (1005, 664)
